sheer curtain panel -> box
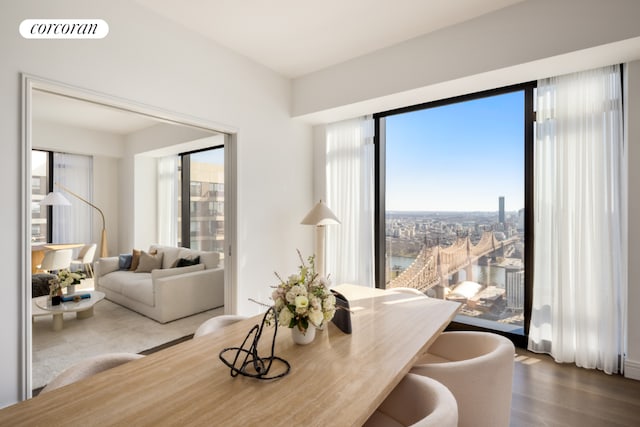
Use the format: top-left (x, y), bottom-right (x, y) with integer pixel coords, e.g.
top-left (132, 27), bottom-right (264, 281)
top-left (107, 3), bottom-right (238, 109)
top-left (157, 156), bottom-right (179, 246)
top-left (529, 65), bottom-right (626, 374)
top-left (53, 153), bottom-right (93, 245)
top-left (325, 116), bottom-right (375, 287)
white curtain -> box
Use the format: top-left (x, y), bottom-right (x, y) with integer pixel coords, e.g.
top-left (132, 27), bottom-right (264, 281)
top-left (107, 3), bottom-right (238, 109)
top-left (53, 152), bottom-right (93, 245)
top-left (157, 155), bottom-right (179, 246)
top-left (325, 116), bottom-right (375, 287)
top-left (529, 65), bottom-right (626, 374)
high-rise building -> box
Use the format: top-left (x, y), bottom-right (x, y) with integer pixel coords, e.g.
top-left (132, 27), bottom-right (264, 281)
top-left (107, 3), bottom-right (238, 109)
top-left (517, 208), bottom-right (525, 231)
top-left (498, 196), bottom-right (505, 224)
top-left (506, 269), bottom-right (524, 310)
top-left (183, 161), bottom-right (225, 254)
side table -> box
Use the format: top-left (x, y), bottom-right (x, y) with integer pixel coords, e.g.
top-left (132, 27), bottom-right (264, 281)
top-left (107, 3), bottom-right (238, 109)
top-left (33, 290), bottom-right (105, 331)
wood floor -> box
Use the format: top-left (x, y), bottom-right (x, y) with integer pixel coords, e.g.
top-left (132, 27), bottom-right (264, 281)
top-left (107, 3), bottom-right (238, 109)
top-left (511, 349), bottom-right (640, 427)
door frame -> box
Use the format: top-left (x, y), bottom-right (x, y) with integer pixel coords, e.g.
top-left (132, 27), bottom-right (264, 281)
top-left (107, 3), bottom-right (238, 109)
top-left (20, 73), bottom-right (238, 399)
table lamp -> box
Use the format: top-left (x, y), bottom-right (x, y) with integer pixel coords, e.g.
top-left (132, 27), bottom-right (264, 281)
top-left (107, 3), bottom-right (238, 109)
top-left (301, 200), bottom-right (340, 278)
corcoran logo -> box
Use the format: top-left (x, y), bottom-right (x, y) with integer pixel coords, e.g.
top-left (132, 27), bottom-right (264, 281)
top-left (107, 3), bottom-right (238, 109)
top-left (19, 19), bottom-right (109, 39)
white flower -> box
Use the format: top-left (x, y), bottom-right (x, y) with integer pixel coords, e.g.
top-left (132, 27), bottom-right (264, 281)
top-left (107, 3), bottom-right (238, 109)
top-left (287, 274), bottom-right (300, 285)
top-left (271, 251), bottom-right (337, 330)
top-left (292, 284), bottom-right (307, 297)
top-left (317, 276), bottom-right (330, 288)
top-left (323, 293), bottom-right (336, 311)
top-left (285, 290), bottom-right (296, 304)
top-left (294, 295), bottom-right (309, 314)
top-left (308, 308), bottom-right (324, 327)
top-left (309, 296), bottom-right (321, 310)
top-left (278, 307), bottom-right (293, 326)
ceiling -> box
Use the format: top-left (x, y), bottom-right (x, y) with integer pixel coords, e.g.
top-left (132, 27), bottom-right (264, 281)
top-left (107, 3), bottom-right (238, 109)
top-left (33, 1), bottom-right (525, 132)
top-left (33, 90), bottom-right (161, 135)
top-left (134, 0), bottom-right (524, 78)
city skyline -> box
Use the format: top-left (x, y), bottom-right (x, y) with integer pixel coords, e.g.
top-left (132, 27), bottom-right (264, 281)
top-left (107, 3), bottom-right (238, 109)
top-left (385, 90), bottom-right (525, 212)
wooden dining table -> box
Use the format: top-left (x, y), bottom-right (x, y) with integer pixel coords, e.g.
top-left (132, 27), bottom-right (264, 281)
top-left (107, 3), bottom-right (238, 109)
top-left (1, 284), bottom-right (460, 426)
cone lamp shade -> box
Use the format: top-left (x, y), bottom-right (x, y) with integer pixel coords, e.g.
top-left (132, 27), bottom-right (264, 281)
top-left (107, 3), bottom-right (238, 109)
top-left (40, 191), bottom-right (72, 206)
top-left (301, 200), bottom-right (340, 278)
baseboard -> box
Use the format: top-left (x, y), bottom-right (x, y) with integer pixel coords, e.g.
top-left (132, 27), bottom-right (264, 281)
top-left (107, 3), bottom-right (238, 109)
top-left (139, 335), bottom-right (193, 355)
top-left (624, 358), bottom-right (640, 380)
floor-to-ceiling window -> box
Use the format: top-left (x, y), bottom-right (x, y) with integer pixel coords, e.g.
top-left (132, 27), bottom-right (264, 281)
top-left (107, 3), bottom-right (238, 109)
top-left (31, 149), bottom-right (93, 245)
top-left (178, 146), bottom-right (225, 257)
top-left (375, 83), bottom-right (535, 343)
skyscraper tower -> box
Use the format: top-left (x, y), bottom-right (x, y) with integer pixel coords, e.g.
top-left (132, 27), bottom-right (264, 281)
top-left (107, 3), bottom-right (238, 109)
top-left (499, 196), bottom-right (505, 224)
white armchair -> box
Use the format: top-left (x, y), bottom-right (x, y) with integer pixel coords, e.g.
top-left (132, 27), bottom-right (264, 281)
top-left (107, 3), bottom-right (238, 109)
top-left (41, 353), bottom-right (143, 394)
top-left (194, 315), bottom-right (248, 338)
top-left (411, 331), bottom-right (515, 427)
top-left (364, 373), bottom-right (458, 427)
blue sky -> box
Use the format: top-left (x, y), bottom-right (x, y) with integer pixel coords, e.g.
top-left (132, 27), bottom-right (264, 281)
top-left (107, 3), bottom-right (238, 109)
top-left (191, 146), bottom-right (224, 164)
top-left (386, 90), bottom-right (524, 212)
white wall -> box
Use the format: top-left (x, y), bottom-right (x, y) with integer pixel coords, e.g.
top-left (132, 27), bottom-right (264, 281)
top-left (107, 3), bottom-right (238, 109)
top-left (626, 60), bottom-right (640, 380)
top-left (118, 154), bottom-right (136, 253)
top-left (293, 0), bottom-right (640, 123)
top-left (33, 120), bottom-right (124, 158)
top-left (1, 0), bottom-right (312, 406)
top-left (93, 155), bottom-right (120, 257)
top-left (125, 122), bottom-right (215, 156)
top-left (132, 155), bottom-right (157, 249)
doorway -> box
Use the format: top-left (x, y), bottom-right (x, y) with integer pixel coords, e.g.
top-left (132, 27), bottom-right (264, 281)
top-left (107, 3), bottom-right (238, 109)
top-left (21, 74), bottom-right (237, 398)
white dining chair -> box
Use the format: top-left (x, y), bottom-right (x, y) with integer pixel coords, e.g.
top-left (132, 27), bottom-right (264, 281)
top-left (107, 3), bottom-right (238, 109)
top-left (39, 249), bottom-right (73, 273)
top-left (193, 315), bottom-right (248, 338)
top-left (40, 353), bottom-right (144, 394)
top-left (364, 373), bottom-right (458, 427)
top-left (411, 331), bottom-right (515, 427)
top-left (70, 243), bottom-right (97, 277)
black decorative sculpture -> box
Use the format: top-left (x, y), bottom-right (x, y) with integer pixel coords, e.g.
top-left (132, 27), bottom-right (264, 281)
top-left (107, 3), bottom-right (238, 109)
top-left (219, 307), bottom-right (290, 380)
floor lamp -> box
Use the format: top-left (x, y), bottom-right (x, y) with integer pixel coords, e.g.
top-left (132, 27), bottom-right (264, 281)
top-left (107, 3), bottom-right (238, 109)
top-left (55, 183), bottom-right (108, 258)
top-left (301, 200), bottom-right (340, 278)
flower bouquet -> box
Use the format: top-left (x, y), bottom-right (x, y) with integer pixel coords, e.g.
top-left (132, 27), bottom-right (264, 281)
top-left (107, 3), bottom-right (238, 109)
top-left (49, 269), bottom-right (86, 296)
top-left (270, 251), bottom-right (336, 343)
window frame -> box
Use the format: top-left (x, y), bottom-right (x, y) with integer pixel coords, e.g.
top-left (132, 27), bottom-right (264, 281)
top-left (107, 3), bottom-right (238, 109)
top-left (373, 82), bottom-right (535, 347)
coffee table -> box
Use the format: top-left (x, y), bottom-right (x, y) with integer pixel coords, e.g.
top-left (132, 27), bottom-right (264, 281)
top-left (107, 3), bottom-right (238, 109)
top-left (33, 290), bottom-right (105, 331)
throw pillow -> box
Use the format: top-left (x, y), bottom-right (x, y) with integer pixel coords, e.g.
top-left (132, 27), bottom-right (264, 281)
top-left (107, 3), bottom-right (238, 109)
top-left (118, 254), bottom-right (133, 270)
top-left (32, 273), bottom-right (56, 298)
top-left (130, 249), bottom-right (142, 271)
top-left (175, 256), bottom-right (200, 268)
top-left (135, 251), bottom-right (164, 273)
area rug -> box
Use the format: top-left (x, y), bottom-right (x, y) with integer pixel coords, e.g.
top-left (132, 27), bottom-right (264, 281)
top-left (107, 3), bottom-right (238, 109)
top-left (32, 298), bottom-right (224, 390)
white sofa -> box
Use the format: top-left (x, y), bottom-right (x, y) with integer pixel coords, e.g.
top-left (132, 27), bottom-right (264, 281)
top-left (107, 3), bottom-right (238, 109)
top-left (94, 245), bottom-right (224, 323)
